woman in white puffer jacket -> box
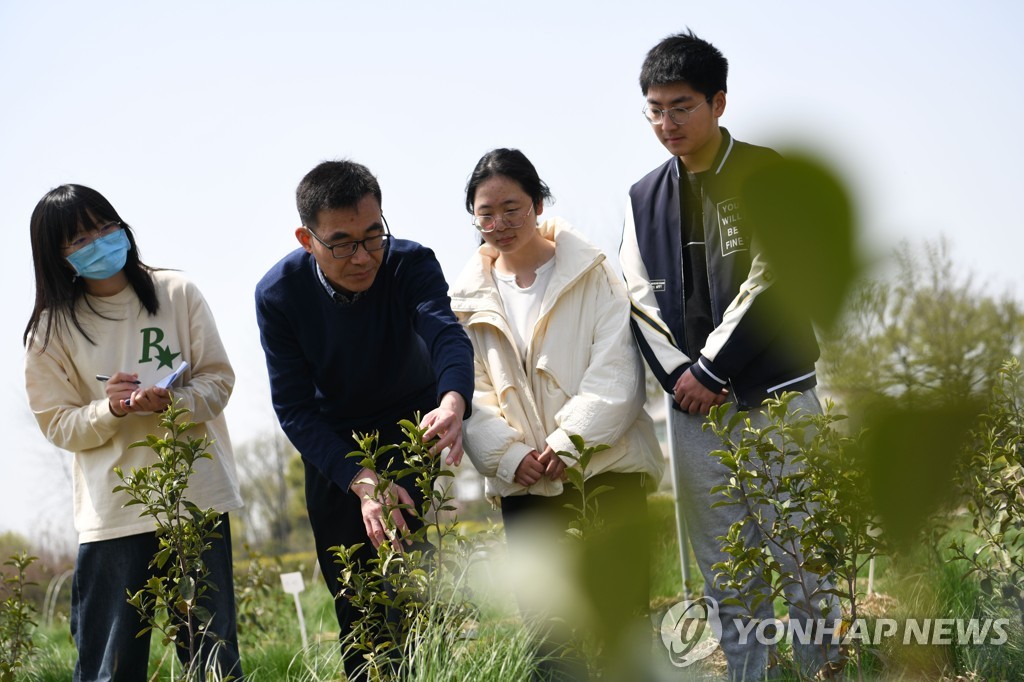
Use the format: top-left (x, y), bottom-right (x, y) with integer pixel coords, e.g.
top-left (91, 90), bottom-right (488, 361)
top-left (451, 148), bottom-right (663, 680)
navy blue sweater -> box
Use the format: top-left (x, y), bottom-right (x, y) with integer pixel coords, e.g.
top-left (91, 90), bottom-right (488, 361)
top-left (254, 239), bottom-right (474, 491)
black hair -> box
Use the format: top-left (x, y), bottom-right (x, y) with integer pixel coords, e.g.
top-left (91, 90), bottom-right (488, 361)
top-left (639, 29), bottom-right (728, 98)
top-left (464, 148), bottom-right (553, 214)
top-left (23, 184), bottom-right (159, 349)
top-left (296, 160), bottom-right (383, 231)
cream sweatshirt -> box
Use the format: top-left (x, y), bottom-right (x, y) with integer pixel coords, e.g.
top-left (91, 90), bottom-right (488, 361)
top-left (24, 269), bottom-right (243, 543)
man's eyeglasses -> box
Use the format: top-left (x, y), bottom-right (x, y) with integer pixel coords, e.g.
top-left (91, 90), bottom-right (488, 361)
top-left (642, 98), bottom-right (709, 126)
top-left (472, 204), bottom-right (534, 233)
top-left (306, 215), bottom-right (391, 259)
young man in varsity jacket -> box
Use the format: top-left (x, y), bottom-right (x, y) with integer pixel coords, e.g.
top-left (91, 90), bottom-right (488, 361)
top-left (619, 30), bottom-right (842, 680)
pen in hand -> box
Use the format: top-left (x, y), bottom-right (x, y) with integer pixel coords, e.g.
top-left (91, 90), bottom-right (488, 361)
top-left (98, 374), bottom-right (142, 407)
top-left (96, 375), bottom-right (141, 385)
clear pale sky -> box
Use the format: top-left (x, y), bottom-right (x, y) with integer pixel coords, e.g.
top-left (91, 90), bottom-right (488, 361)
top-left (2, 1), bottom-right (1022, 546)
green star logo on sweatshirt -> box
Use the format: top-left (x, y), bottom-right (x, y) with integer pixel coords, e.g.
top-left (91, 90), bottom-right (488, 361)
top-left (153, 344), bottom-right (181, 369)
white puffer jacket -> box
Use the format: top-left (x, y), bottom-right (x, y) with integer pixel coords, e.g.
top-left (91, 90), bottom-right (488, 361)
top-left (450, 218), bottom-right (663, 500)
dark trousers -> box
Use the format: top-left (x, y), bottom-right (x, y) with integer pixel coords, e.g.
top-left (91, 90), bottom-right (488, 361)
top-left (71, 514), bottom-right (241, 682)
top-left (501, 471), bottom-right (651, 681)
top-left (304, 423), bottom-right (430, 681)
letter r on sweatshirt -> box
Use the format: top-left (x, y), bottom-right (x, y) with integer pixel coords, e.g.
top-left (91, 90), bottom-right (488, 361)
top-left (139, 327), bottom-right (165, 363)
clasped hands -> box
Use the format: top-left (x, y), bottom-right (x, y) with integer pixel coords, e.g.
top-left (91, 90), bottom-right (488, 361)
top-left (673, 367), bottom-right (728, 415)
top-left (513, 445), bottom-right (567, 488)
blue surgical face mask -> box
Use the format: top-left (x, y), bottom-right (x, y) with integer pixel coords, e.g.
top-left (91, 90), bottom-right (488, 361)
top-left (66, 228), bottom-right (130, 280)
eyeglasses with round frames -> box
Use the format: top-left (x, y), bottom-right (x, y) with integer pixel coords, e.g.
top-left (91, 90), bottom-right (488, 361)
top-left (472, 204), bottom-right (535, 233)
top-left (306, 215), bottom-right (391, 259)
top-left (642, 98), bottom-right (710, 126)
top-left (63, 221), bottom-right (122, 253)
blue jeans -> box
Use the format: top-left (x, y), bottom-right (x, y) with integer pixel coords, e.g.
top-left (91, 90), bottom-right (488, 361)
top-left (71, 514), bottom-right (242, 682)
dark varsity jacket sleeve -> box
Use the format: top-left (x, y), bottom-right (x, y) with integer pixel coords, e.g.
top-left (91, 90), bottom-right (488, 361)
top-left (619, 193), bottom-right (693, 394)
top-left (692, 144), bottom-right (806, 395)
top-left (689, 247), bottom-right (776, 393)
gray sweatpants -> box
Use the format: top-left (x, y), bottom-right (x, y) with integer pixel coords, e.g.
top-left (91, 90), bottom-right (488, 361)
top-left (668, 389), bottom-right (841, 681)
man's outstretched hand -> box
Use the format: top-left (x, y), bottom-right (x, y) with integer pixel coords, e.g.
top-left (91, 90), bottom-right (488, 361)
top-left (420, 391), bottom-right (466, 465)
top-left (350, 467), bottom-right (415, 552)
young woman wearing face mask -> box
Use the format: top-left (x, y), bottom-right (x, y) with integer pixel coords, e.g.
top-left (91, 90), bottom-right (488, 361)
top-left (450, 149), bottom-right (664, 680)
top-left (23, 184), bottom-right (244, 681)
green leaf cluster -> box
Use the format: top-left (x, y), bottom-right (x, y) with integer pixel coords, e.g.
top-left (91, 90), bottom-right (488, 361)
top-left (112, 397), bottom-right (233, 680)
top-left (707, 394), bottom-right (885, 678)
top-left (559, 434), bottom-right (612, 543)
top-left (821, 238), bottom-right (1022, 414)
top-left (332, 422), bottom-right (632, 680)
top-left (0, 552), bottom-right (38, 681)
top-left (819, 238), bottom-right (1021, 554)
top-left (949, 359), bottom-right (1024, 625)
top-left (331, 417), bottom-right (480, 681)
top-left (234, 544), bottom-right (290, 646)
top-left (741, 153), bottom-right (858, 332)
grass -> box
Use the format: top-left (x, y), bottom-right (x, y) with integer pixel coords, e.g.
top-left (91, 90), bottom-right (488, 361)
top-left (20, 545), bottom-right (547, 681)
top-left (24, 583), bottom-right (344, 681)
top-left (13, 496), bottom-right (1024, 680)
top-left (648, 492), bottom-right (697, 602)
top-left (647, 493), bottom-right (1024, 680)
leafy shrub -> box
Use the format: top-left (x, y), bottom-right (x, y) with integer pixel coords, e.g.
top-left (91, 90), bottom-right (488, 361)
top-left (0, 552), bottom-right (38, 681)
top-left (949, 358), bottom-right (1024, 622)
top-left (332, 418), bottom-right (478, 681)
top-left (707, 393), bottom-right (884, 677)
top-left (114, 398), bottom-right (232, 680)
top-left (234, 544), bottom-right (291, 648)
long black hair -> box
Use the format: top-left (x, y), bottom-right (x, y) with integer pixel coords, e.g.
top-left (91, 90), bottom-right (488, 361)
top-left (23, 184), bottom-right (159, 349)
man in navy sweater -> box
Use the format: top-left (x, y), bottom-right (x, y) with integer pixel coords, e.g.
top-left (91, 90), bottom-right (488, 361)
top-left (255, 160), bottom-right (474, 679)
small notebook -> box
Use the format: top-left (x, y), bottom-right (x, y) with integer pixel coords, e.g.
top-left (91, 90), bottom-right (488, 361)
top-left (155, 361), bottom-right (189, 389)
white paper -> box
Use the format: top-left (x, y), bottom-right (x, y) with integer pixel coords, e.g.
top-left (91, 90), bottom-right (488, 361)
top-left (155, 361), bottom-right (189, 389)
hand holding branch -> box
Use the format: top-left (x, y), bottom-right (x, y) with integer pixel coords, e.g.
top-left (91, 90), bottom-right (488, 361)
top-left (420, 391), bottom-right (466, 465)
top-left (350, 467), bottom-right (416, 552)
